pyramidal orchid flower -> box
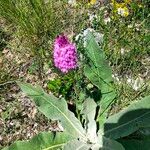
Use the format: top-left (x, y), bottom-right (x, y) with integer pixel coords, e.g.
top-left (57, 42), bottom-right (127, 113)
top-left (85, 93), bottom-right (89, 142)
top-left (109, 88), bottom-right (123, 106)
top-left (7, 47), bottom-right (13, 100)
top-left (53, 35), bottom-right (78, 73)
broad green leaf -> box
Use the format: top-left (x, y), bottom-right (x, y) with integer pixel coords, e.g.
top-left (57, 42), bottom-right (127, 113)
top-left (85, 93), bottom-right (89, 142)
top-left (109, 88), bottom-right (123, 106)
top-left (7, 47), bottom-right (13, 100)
top-left (82, 98), bottom-right (97, 143)
top-left (82, 98), bottom-right (97, 121)
top-left (84, 32), bottom-right (113, 93)
top-left (84, 31), bottom-right (116, 125)
top-left (101, 137), bottom-right (125, 150)
top-left (17, 82), bottom-right (85, 139)
top-left (98, 89), bottom-right (116, 127)
top-left (64, 137), bottom-right (125, 150)
top-left (97, 134), bottom-right (125, 150)
top-left (119, 139), bottom-right (150, 150)
top-left (138, 127), bottom-right (150, 139)
top-left (63, 140), bottom-right (91, 150)
top-left (104, 95), bottom-right (150, 139)
top-left (2, 132), bottom-right (70, 150)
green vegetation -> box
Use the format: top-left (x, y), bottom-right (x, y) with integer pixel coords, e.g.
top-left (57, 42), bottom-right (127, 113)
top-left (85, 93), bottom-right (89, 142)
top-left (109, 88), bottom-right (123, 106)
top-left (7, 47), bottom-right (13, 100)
top-left (3, 33), bottom-right (150, 149)
top-left (0, 0), bottom-right (150, 149)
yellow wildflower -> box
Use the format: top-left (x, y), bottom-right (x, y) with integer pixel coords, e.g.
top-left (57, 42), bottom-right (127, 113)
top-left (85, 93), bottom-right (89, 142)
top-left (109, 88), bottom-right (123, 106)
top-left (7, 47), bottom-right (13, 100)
top-left (111, 0), bottom-right (130, 17)
top-left (117, 7), bottom-right (129, 17)
top-left (88, 0), bottom-right (97, 5)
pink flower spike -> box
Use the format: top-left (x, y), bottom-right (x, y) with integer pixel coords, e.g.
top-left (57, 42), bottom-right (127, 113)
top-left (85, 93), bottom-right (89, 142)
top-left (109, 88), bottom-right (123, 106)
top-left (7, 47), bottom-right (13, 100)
top-left (53, 35), bottom-right (78, 73)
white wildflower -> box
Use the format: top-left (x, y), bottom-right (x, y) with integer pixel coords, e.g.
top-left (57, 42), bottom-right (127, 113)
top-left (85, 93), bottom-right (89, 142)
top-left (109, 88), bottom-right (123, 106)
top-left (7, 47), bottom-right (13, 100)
top-left (120, 48), bottom-right (125, 55)
top-left (117, 7), bottom-right (129, 17)
top-left (68, 0), bottom-right (76, 6)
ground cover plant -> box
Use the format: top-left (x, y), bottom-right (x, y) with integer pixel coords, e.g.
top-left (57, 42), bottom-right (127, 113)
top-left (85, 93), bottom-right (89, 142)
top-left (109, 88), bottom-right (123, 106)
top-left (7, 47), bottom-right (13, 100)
top-left (0, 0), bottom-right (150, 150)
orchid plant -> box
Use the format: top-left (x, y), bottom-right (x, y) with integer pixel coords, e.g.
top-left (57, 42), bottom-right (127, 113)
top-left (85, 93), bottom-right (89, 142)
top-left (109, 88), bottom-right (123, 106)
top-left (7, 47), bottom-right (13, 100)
top-left (3, 32), bottom-right (150, 150)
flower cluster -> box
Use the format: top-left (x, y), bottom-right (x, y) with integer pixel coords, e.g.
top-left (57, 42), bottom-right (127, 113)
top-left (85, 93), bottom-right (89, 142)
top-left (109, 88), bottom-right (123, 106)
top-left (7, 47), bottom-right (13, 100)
top-left (53, 35), bottom-right (77, 73)
top-left (117, 7), bottom-right (129, 17)
top-left (111, 0), bottom-right (131, 17)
